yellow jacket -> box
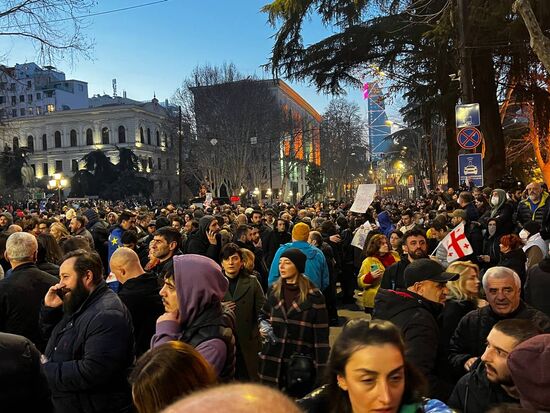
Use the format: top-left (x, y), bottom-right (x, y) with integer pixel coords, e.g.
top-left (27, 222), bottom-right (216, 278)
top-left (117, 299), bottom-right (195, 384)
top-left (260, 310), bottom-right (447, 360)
top-left (356, 252), bottom-right (400, 309)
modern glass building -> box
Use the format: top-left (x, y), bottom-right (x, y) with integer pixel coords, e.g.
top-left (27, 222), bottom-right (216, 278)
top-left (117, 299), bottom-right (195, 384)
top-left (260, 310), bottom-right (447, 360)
top-left (367, 82), bottom-right (391, 159)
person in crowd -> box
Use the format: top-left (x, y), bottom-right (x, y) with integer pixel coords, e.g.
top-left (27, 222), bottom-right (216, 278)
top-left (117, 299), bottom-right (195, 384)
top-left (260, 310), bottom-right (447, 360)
top-left (519, 220), bottom-right (547, 269)
top-left (0, 232), bottom-right (57, 351)
top-left (268, 222), bottom-right (330, 292)
top-left (448, 266), bottom-right (550, 378)
top-left (69, 215), bottom-right (95, 248)
top-left (389, 230), bottom-right (403, 255)
top-left (59, 235), bottom-right (93, 255)
top-left (130, 341), bottom-right (217, 413)
top-left (480, 218), bottom-right (501, 270)
top-left (449, 209), bottom-right (484, 261)
top-left (250, 209), bottom-right (278, 268)
top-left (107, 210), bottom-right (136, 267)
top-left (475, 194), bottom-right (491, 222)
top-left (151, 254), bottom-right (235, 380)
top-left (220, 243), bottom-right (265, 380)
top-left (336, 216), bottom-right (356, 304)
top-left (110, 247), bottom-right (164, 357)
top-left (524, 253), bottom-right (550, 317)
top-left (274, 218), bottom-right (292, 246)
top-left (36, 232), bottom-right (63, 277)
top-left (259, 248), bottom-right (330, 398)
top-left (107, 211), bottom-right (119, 228)
top-left (299, 319), bottom-right (455, 413)
top-left (381, 229), bottom-right (429, 290)
top-left (49, 221), bottom-right (70, 244)
top-left (161, 383), bottom-right (302, 413)
top-left (448, 319), bottom-right (542, 413)
top-left (458, 191), bottom-right (480, 222)
top-left (517, 181), bottom-right (548, 227)
top-left (488, 189), bottom-right (516, 235)
top-left (429, 220), bottom-right (450, 268)
top-left (147, 226), bottom-right (182, 279)
top-left (374, 258), bottom-right (458, 398)
top-left (357, 234), bottom-right (399, 313)
top-left (508, 333), bottom-right (550, 412)
top-left (184, 215), bottom-right (222, 263)
top-left (377, 210), bottom-right (395, 237)
top-left (0, 332), bottom-right (53, 412)
top-left (0, 211), bottom-right (13, 231)
top-left (41, 249), bottom-right (134, 413)
top-left (498, 234), bottom-right (527, 286)
top-left (397, 210), bottom-right (420, 234)
top-left (121, 229), bottom-right (139, 251)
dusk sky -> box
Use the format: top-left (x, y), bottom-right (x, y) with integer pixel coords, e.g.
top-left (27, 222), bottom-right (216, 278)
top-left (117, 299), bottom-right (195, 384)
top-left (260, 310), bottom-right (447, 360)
top-left (0, 0), bottom-right (401, 118)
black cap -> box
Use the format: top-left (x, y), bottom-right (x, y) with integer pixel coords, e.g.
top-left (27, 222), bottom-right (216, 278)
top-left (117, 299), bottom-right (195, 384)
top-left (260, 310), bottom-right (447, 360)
top-left (404, 258), bottom-right (459, 287)
top-left (280, 248), bottom-right (307, 274)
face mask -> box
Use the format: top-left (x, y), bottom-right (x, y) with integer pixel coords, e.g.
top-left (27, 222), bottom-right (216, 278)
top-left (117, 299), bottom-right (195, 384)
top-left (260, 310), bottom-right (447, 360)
top-left (519, 229), bottom-right (530, 241)
top-left (491, 196), bottom-right (499, 206)
top-left (488, 226), bottom-right (496, 236)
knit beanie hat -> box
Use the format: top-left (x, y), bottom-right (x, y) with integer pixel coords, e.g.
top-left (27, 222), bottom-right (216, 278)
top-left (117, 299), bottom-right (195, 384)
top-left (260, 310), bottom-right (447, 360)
top-left (508, 334), bottom-right (550, 411)
top-left (280, 248), bottom-right (307, 274)
top-left (292, 222), bottom-right (310, 242)
top-left (83, 208), bottom-right (99, 224)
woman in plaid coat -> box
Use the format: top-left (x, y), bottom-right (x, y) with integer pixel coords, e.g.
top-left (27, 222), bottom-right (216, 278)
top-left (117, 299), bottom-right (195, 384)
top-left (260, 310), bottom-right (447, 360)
top-left (258, 248), bottom-right (330, 397)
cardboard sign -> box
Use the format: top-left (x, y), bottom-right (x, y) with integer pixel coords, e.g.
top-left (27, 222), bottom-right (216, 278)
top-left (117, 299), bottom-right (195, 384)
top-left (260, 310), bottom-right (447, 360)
top-left (350, 184), bottom-right (377, 213)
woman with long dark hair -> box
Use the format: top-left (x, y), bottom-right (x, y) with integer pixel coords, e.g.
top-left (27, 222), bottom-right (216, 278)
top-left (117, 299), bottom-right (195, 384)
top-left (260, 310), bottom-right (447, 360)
top-left (299, 319), bottom-right (451, 413)
top-left (258, 248), bottom-right (329, 398)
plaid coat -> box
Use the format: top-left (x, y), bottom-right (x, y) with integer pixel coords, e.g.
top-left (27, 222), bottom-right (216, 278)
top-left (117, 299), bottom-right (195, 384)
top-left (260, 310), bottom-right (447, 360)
top-left (258, 287), bottom-right (330, 388)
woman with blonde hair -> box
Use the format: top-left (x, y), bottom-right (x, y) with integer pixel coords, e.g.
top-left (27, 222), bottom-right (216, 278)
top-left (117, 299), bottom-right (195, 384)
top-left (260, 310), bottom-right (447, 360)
top-left (49, 222), bottom-right (70, 244)
top-left (356, 234), bottom-right (400, 313)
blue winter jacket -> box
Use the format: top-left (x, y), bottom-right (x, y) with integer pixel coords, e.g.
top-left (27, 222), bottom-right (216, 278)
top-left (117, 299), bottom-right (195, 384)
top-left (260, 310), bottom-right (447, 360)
top-left (40, 281), bottom-right (134, 413)
top-left (268, 241), bottom-right (330, 291)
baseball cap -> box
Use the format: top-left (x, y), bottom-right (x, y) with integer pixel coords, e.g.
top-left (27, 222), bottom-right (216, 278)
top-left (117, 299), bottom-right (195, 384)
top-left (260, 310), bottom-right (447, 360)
top-left (147, 220), bottom-right (156, 227)
top-left (404, 258), bottom-right (459, 287)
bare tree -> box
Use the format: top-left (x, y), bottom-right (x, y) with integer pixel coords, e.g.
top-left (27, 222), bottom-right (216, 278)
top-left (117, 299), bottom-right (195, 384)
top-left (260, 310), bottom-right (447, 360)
top-left (0, 0), bottom-right (95, 63)
top-left (513, 0), bottom-right (550, 73)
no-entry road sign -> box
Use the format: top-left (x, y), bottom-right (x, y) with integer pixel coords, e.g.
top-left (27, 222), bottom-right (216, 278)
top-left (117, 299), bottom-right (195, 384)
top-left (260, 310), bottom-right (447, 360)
top-left (457, 127), bottom-right (482, 150)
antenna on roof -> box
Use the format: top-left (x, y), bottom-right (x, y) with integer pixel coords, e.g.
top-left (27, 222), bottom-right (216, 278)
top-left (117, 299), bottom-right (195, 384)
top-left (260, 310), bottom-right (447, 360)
top-left (112, 78), bottom-right (117, 97)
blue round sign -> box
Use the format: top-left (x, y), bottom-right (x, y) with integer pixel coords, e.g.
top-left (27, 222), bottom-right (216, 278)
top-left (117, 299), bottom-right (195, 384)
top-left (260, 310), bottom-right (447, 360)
top-left (457, 127), bottom-right (482, 149)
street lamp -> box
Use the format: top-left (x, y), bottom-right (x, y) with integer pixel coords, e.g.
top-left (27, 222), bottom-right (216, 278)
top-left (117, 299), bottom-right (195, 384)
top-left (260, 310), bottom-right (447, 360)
top-left (48, 173), bottom-right (67, 204)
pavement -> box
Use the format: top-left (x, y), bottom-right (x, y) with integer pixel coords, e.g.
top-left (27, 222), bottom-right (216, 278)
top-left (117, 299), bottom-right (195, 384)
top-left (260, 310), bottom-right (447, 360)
top-left (329, 303), bottom-right (370, 346)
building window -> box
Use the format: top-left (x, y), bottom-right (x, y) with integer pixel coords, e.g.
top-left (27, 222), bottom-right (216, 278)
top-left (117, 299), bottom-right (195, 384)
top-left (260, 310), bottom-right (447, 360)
top-left (55, 160), bottom-right (63, 173)
top-left (12, 137), bottom-right (19, 150)
top-left (141, 158), bottom-right (147, 171)
top-left (28, 94), bottom-right (32, 103)
top-left (158, 158), bottom-right (162, 170)
top-left (42, 134), bottom-right (47, 151)
top-left (31, 164), bottom-right (36, 176)
top-left (36, 92), bottom-right (41, 100)
top-left (54, 131), bottom-right (61, 148)
top-left (36, 106), bottom-right (41, 115)
top-left (156, 130), bottom-right (160, 146)
top-left (10, 83), bottom-right (15, 91)
top-left (72, 159), bottom-right (78, 172)
top-left (118, 125), bottom-right (126, 143)
top-left (0, 96), bottom-right (4, 104)
top-left (28, 107), bottom-right (33, 116)
top-left (70, 129), bottom-right (77, 147)
top-left (147, 128), bottom-right (151, 145)
top-left (86, 128), bottom-right (93, 145)
top-left (47, 104), bottom-right (55, 113)
top-left (43, 163), bottom-right (49, 176)
top-left (11, 96), bottom-right (16, 105)
top-left (102, 127), bottom-right (109, 144)
top-left (27, 135), bottom-right (34, 152)
top-left (139, 127), bottom-right (144, 143)
top-left (20, 108), bottom-right (25, 116)
top-left (166, 158), bottom-right (170, 170)
top-left (19, 95), bottom-right (24, 103)
top-left (27, 81), bottom-right (31, 88)
top-left (11, 109), bottom-right (16, 117)
top-left (148, 157), bottom-right (153, 170)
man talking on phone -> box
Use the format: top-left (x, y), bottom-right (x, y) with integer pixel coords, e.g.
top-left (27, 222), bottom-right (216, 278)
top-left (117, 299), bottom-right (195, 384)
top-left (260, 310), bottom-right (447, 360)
top-left (40, 249), bottom-right (134, 413)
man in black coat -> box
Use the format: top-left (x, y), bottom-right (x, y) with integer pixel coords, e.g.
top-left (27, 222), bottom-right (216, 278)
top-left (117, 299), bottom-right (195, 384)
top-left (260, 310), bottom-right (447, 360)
top-left (0, 232), bottom-right (57, 351)
top-left (374, 258), bottom-right (459, 397)
top-left (110, 247), bottom-right (164, 356)
top-left (41, 249), bottom-right (134, 413)
top-left (250, 210), bottom-right (278, 268)
top-left (448, 266), bottom-right (550, 379)
top-left (380, 229), bottom-right (429, 290)
top-left (448, 319), bottom-right (542, 413)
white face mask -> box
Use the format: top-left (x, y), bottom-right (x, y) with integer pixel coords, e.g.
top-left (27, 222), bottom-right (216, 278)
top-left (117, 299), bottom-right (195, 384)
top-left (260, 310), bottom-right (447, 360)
top-left (491, 196), bottom-right (499, 206)
top-left (519, 229), bottom-right (530, 241)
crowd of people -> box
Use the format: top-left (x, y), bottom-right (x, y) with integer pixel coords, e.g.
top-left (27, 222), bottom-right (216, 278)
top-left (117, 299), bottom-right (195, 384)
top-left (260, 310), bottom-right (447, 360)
top-left (0, 181), bottom-right (550, 413)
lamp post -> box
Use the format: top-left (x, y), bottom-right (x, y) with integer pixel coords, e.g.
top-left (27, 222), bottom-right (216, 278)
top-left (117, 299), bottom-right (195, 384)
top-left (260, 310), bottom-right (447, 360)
top-left (48, 173), bottom-right (67, 204)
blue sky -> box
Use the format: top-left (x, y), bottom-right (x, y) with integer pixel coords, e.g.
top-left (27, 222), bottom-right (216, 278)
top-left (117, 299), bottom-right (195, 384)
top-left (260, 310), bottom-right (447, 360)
top-left (0, 0), bottom-right (402, 117)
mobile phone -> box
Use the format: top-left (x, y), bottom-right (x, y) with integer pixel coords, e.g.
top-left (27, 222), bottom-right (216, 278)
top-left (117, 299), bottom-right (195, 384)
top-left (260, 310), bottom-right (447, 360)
top-left (56, 287), bottom-right (70, 299)
top-left (370, 264), bottom-right (379, 272)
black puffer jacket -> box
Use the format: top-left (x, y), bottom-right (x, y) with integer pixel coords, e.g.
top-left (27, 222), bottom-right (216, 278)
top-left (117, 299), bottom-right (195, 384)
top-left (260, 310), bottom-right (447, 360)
top-left (448, 360), bottom-right (518, 413)
top-left (0, 332), bottom-right (52, 412)
top-left (40, 281), bottom-right (135, 413)
top-left (374, 289), bottom-right (443, 397)
top-left (498, 248), bottom-right (527, 286)
top-left (380, 257), bottom-right (410, 290)
top-left (448, 300), bottom-right (550, 378)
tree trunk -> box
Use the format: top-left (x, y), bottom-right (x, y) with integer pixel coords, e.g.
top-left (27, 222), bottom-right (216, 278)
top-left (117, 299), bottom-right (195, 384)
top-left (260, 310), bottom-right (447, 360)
top-left (472, 50), bottom-right (506, 186)
top-left (445, 103), bottom-right (459, 188)
top-left (513, 0), bottom-right (550, 73)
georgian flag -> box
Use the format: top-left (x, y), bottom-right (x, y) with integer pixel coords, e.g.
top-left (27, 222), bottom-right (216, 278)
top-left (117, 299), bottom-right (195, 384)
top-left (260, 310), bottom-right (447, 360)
top-left (442, 223), bottom-right (474, 263)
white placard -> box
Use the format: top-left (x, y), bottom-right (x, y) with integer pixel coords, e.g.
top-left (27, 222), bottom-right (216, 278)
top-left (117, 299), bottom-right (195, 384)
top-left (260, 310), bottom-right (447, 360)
top-left (350, 184), bottom-right (377, 213)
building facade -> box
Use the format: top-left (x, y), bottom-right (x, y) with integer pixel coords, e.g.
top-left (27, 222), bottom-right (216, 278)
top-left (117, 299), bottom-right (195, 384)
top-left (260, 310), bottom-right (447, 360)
top-left (2, 99), bottom-right (178, 199)
top-left (367, 82), bottom-right (391, 159)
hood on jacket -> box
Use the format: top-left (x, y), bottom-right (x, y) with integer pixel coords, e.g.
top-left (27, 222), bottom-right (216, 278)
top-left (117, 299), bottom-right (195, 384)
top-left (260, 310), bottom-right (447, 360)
top-left (378, 211), bottom-right (395, 237)
top-left (196, 215), bottom-right (216, 242)
top-left (373, 288), bottom-right (443, 320)
top-left (0, 211), bottom-right (13, 226)
top-left (490, 189), bottom-right (507, 218)
top-left (173, 254), bottom-right (228, 327)
top-left (288, 240), bottom-right (321, 260)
